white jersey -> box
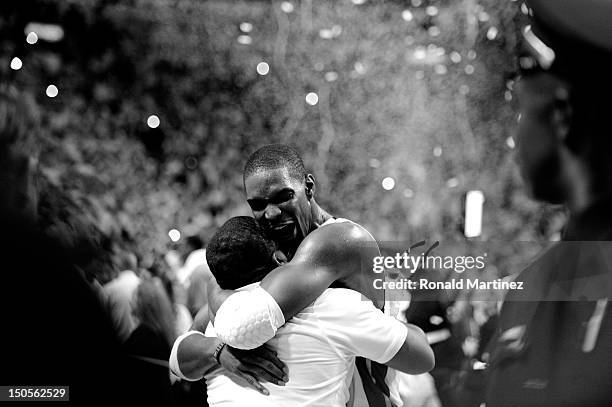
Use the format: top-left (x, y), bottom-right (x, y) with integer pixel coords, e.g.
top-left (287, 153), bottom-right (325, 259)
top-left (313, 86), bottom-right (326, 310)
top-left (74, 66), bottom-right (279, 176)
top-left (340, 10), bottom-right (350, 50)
top-left (320, 218), bottom-right (404, 407)
top-left (204, 285), bottom-right (407, 407)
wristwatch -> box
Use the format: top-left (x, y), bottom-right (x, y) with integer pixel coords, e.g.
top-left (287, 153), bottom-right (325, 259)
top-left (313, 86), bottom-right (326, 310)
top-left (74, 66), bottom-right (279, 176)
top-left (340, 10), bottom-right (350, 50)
top-left (213, 342), bottom-right (227, 365)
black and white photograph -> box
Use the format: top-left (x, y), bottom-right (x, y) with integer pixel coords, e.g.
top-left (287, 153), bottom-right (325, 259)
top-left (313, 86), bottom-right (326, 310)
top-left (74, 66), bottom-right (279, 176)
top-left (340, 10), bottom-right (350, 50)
top-left (1, 0), bottom-right (611, 406)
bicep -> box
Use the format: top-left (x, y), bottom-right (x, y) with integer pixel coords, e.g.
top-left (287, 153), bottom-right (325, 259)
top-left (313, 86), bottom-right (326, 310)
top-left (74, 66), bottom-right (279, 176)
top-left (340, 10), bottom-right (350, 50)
top-left (385, 324), bottom-right (435, 374)
top-left (260, 262), bottom-right (338, 320)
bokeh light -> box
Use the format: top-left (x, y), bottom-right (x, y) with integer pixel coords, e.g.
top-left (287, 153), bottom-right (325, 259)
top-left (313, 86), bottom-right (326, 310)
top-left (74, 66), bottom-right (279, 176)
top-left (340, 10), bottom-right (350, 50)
top-left (354, 62), bottom-right (366, 75)
top-left (426, 6), bottom-right (439, 16)
top-left (26, 32), bottom-right (38, 44)
top-left (478, 12), bottom-right (490, 22)
top-left (256, 61), bottom-right (270, 75)
top-left (450, 51), bottom-right (462, 63)
top-left (168, 229), bottom-right (181, 242)
top-left (237, 35), bottom-right (252, 45)
top-left (147, 115), bottom-right (160, 128)
top-left (487, 27), bottom-right (499, 40)
top-left (506, 137), bottom-right (516, 149)
top-left (280, 2), bottom-right (294, 13)
top-left (185, 156), bottom-right (198, 170)
top-left (382, 177), bottom-right (395, 191)
top-left (428, 26), bottom-right (441, 37)
top-left (46, 85), bottom-right (58, 98)
top-left (305, 92), bottom-right (319, 106)
top-left (434, 64), bottom-right (447, 75)
top-left (10, 57), bottom-right (22, 70)
top-left (239, 22), bottom-right (253, 33)
top-left (325, 71), bottom-right (338, 82)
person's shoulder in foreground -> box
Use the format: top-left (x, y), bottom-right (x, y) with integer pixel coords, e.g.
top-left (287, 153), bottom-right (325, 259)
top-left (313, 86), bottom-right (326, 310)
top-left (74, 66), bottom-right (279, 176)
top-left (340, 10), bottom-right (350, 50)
top-left (486, 1), bottom-right (612, 406)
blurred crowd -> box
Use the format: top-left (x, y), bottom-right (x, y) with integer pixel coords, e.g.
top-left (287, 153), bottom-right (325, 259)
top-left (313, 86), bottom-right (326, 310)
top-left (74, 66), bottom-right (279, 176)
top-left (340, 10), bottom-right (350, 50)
top-left (0, 84), bottom-right (207, 405)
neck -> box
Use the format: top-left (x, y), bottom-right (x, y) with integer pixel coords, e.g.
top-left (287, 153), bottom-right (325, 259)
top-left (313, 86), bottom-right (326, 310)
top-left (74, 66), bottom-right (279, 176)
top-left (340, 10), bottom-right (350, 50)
top-left (279, 200), bottom-right (332, 261)
top-left (309, 199), bottom-right (333, 230)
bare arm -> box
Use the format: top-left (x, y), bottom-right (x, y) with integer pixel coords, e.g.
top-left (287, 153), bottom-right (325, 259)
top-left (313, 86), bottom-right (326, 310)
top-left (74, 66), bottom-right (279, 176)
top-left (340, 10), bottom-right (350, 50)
top-left (171, 305), bottom-right (219, 381)
top-left (385, 323), bottom-right (435, 374)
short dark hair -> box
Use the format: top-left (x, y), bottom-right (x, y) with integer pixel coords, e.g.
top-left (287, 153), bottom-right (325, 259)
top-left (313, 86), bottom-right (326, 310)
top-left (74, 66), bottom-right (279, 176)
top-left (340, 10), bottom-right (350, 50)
top-left (243, 144), bottom-right (307, 185)
top-left (206, 216), bottom-right (277, 290)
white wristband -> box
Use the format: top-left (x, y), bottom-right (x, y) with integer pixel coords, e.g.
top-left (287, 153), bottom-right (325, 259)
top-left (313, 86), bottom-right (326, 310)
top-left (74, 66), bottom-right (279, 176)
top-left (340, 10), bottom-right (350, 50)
top-left (214, 286), bottom-right (285, 349)
top-left (169, 330), bottom-right (206, 381)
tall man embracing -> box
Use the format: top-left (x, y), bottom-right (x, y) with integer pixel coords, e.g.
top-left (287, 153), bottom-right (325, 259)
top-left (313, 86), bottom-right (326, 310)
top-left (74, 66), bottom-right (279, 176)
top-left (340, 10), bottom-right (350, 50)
top-left (171, 144), bottom-right (421, 406)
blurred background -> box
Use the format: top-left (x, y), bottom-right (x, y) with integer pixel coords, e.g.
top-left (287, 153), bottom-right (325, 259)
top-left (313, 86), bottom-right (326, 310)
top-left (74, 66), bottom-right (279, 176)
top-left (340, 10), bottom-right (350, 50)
top-left (1, 0), bottom-right (565, 265)
top-left (0, 1), bottom-right (568, 405)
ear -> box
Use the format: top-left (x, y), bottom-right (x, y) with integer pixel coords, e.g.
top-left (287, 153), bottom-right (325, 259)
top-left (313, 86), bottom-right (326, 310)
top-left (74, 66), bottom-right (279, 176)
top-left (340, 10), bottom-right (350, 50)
top-left (551, 86), bottom-right (572, 146)
top-left (273, 250), bottom-right (288, 265)
top-left (304, 174), bottom-right (315, 199)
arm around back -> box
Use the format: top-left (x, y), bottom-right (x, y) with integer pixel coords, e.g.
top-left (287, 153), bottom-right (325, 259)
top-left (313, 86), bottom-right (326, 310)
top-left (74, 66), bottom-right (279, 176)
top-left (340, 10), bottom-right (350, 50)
top-left (385, 323), bottom-right (435, 375)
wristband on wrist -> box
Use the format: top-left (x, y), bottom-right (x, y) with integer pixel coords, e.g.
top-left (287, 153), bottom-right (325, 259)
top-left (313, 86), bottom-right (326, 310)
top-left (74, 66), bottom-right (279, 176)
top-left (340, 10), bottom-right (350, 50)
top-left (213, 342), bottom-right (226, 365)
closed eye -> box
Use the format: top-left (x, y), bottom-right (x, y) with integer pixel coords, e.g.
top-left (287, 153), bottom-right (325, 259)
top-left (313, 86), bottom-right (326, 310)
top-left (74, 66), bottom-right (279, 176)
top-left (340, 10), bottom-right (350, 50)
top-left (270, 190), bottom-right (294, 204)
top-left (247, 199), bottom-right (267, 211)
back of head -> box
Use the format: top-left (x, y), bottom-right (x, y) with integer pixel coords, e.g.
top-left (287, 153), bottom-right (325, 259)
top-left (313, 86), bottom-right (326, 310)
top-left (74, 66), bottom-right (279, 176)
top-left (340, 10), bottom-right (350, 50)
top-left (526, 2), bottom-right (612, 129)
top-left (206, 216), bottom-right (277, 289)
top-left (243, 144), bottom-right (306, 184)
top-left (524, 0), bottom-right (612, 180)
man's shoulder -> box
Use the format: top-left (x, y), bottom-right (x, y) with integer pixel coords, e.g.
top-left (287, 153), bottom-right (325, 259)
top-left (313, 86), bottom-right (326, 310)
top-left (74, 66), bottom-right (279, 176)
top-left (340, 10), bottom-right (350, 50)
top-left (307, 218), bottom-right (377, 248)
top-left (293, 220), bottom-right (379, 270)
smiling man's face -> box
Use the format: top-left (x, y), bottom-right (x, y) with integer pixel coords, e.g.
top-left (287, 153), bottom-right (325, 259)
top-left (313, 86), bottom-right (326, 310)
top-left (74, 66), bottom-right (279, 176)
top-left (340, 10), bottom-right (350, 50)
top-left (245, 167), bottom-right (312, 250)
